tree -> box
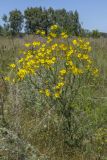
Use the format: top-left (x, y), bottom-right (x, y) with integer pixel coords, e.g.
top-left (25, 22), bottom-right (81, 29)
top-left (24, 7), bottom-right (43, 33)
top-left (2, 14), bottom-right (10, 34)
top-left (54, 9), bottom-right (67, 29)
top-left (66, 11), bottom-right (74, 34)
top-left (40, 8), bottom-right (55, 35)
top-left (54, 9), bottom-right (82, 36)
top-left (91, 30), bottom-right (100, 38)
top-left (72, 10), bottom-right (82, 36)
top-left (24, 7), bottom-right (55, 34)
top-left (9, 9), bottom-right (24, 35)
top-left (2, 7), bottom-right (83, 36)
top-left (48, 7), bottom-right (56, 25)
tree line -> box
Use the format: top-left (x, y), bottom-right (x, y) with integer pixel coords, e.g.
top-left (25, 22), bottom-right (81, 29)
top-left (0, 7), bottom-right (101, 37)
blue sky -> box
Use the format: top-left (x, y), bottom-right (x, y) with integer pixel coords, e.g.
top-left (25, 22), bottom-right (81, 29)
top-left (0, 0), bottom-right (107, 32)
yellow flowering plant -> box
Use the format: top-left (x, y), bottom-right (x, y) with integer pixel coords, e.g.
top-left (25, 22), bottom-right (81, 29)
top-left (5, 24), bottom-right (100, 148)
top-left (6, 24), bottom-right (99, 118)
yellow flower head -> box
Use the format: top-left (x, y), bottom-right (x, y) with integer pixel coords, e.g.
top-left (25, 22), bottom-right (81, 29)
top-left (55, 82), bottom-right (64, 89)
top-left (4, 76), bottom-right (10, 81)
top-left (61, 32), bottom-right (68, 39)
top-left (54, 92), bottom-right (60, 98)
top-left (33, 41), bottom-right (41, 47)
top-left (45, 89), bottom-right (51, 97)
top-left (17, 69), bottom-right (27, 80)
top-left (72, 39), bottom-right (78, 45)
top-left (59, 69), bottom-right (66, 76)
top-left (36, 30), bottom-right (40, 34)
top-left (50, 24), bottom-right (58, 30)
top-left (25, 43), bottom-right (31, 47)
top-left (9, 63), bottom-right (16, 68)
top-left (49, 32), bottom-right (57, 38)
top-left (41, 30), bottom-right (45, 36)
top-left (93, 68), bottom-right (99, 76)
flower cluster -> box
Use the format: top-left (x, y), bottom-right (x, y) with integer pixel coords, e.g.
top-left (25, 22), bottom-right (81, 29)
top-left (6, 25), bottom-right (98, 98)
